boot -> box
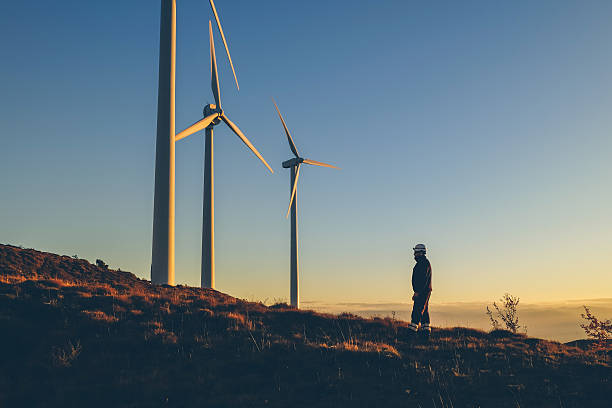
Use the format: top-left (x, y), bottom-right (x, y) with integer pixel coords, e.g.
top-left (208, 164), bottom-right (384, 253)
top-left (406, 322), bottom-right (419, 342)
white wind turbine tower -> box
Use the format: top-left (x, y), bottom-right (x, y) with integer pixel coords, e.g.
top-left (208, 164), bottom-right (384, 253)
top-left (151, 0), bottom-right (176, 285)
top-left (176, 21), bottom-right (273, 289)
top-left (272, 99), bottom-right (339, 308)
top-left (151, 0), bottom-right (242, 286)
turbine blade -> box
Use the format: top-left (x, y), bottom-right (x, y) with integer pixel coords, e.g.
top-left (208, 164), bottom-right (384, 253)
top-left (220, 114), bottom-right (274, 173)
top-left (303, 159), bottom-right (340, 169)
top-left (286, 164), bottom-right (300, 218)
top-left (272, 97), bottom-right (299, 157)
top-left (175, 114), bottom-right (218, 141)
top-left (209, 0), bottom-right (239, 91)
top-left (209, 21), bottom-right (221, 108)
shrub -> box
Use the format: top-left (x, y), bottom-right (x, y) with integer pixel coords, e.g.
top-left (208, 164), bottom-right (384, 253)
top-left (52, 340), bottom-right (82, 368)
top-left (580, 306), bottom-right (612, 350)
top-left (486, 293), bottom-right (521, 333)
top-left (95, 259), bottom-right (108, 269)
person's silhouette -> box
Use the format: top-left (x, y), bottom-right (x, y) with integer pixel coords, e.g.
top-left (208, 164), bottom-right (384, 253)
top-left (408, 244), bottom-right (432, 338)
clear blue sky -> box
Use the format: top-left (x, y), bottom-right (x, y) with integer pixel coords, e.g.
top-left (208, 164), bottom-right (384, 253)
top-left (1, 1), bottom-right (611, 304)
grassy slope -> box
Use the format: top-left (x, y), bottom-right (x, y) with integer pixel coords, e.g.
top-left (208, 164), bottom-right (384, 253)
top-left (0, 244), bottom-right (609, 407)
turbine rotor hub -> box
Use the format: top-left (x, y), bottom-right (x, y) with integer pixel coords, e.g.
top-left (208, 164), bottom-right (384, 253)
top-left (203, 104), bottom-right (223, 127)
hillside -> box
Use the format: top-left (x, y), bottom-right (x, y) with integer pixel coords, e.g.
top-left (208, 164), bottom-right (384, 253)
top-left (0, 244), bottom-right (610, 407)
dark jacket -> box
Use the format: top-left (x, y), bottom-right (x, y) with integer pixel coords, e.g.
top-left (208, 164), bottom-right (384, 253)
top-left (412, 255), bottom-right (432, 293)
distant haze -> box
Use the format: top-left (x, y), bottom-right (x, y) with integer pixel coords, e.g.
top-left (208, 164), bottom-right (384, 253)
top-left (306, 298), bottom-right (612, 343)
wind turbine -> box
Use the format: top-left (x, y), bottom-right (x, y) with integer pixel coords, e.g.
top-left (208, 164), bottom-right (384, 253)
top-left (176, 21), bottom-right (273, 289)
top-left (151, 0), bottom-right (242, 286)
top-left (272, 99), bottom-right (339, 308)
top-left (151, 0), bottom-right (176, 285)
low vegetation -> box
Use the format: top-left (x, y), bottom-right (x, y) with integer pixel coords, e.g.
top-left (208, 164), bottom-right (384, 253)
top-left (486, 293), bottom-right (522, 334)
top-left (581, 306), bottom-right (612, 350)
top-left (0, 244), bottom-right (610, 407)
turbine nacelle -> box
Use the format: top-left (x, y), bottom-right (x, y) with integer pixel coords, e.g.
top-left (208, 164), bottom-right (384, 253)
top-left (203, 104), bottom-right (223, 117)
top-left (282, 157), bottom-right (303, 168)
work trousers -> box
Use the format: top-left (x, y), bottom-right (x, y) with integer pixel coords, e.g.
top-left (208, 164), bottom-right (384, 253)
top-left (408, 291), bottom-right (431, 331)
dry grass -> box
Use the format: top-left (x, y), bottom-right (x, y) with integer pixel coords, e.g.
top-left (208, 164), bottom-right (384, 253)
top-left (0, 243), bottom-right (610, 407)
top-left (334, 340), bottom-right (401, 358)
top-left (81, 310), bottom-right (119, 323)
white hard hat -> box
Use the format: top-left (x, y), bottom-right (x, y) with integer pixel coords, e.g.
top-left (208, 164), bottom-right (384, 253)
top-left (413, 243), bottom-right (426, 253)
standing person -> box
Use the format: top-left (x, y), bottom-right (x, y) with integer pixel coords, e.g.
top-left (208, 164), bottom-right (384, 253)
top-left (408, 244), bottom-right (432, 338)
